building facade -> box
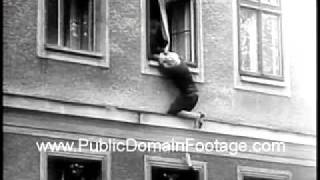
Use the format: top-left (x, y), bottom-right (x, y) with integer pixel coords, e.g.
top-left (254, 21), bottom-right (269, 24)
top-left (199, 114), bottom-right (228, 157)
top-left (3, 0), bottom-right (316, 180)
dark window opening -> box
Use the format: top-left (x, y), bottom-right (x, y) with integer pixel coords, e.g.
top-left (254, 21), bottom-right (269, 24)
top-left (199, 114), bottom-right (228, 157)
top-left (151, 166), bottom-right (199, 180)
top-left (48, 156), bottom-right (102, 180)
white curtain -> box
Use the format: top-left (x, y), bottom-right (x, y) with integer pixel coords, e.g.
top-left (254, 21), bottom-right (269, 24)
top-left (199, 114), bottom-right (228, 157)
top-left (157, 0), bottom-right (170, 52)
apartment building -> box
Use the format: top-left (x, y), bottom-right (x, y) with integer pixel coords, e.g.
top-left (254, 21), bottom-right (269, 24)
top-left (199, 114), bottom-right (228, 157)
top-left (3, 0), bottom-right (316, 180)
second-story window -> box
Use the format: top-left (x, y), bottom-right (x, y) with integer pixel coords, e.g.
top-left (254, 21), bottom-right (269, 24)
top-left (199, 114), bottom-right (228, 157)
top-left (38, 0), bottom-right (109, 67)
top-left (147, 0), bottom-right (198, 67)
top-left (238, 0), bottom-right (283, 80)
top-left (46, 0), bottom-right (95, 51)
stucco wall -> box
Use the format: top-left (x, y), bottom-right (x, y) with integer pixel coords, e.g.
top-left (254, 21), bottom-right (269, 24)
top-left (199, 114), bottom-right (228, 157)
top-left (2, 0), bottom-right (316, 134)
top-left (3, 133), bottom-right (316, 180)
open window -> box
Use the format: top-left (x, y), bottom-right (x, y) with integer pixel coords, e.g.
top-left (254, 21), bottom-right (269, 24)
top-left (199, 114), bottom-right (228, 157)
top-left (48, 156), bottom-right (102, 180)
top-left (147, 0), bottom-right (197, 67)
top-left (152, 166), bottom-right (199, 180)
top-left (144, 155), bottom-right (207, 180)
top-left (142, 0), bottom-right (204, 82)
top-left (147, 0), bottom-right (197, 66)
top-left (40, 151), bottom-right (111, 180)
top-left (37, 0), bottom-right (109, 67)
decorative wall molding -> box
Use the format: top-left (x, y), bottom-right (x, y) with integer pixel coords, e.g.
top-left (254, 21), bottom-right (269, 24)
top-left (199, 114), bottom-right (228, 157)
top-left (3, 93), bottom-right (316, 146)
top-left (4, 122), bottom-right (316, 167)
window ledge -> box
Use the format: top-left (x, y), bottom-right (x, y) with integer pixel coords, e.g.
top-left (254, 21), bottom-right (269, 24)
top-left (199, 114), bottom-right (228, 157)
top-left (37, 45), bottom-right (109, 68)
top-left (240, 75), bottom-right (286, 87)
top-left (234, 76), bottom-right (291, 97)
top-left (45, 44), bottom-right (104, 58)
top-left (142, 60), bottom-right (204, 83)
top-left (148, 60), bottom-right (200, 74)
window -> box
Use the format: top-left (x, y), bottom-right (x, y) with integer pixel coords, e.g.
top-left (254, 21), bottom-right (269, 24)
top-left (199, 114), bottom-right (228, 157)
top-left (147, 0), bottom-right (197, 67)
top-left (237, 166), bottom-right (292, 180)
top-left (238, 0), bottom-right (283, 81)
top-left (40, 151), bottom-right (111, 180)
top-left (152, 166), bottom-right (199, 180)
top-left (46, 0), bottom-right (95, 51)
top-left (142, 0), bottom-right (204, 82)
top-left (234, 0), bottom-right (290, 96)
top-left (144, 155), bottom-right (207, 180)
top-left (48, 156), bottom-right (102, 180)
top-left (37, 0), bottom-right (109, 67)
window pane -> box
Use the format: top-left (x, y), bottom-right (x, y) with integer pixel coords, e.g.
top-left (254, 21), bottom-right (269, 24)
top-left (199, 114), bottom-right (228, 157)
top-left (46, 0), bottom-right (58, 45)
top-left (261, 13), bottom-right (281, 76)
top-left (239, 8), bottom-right (259, 73)
top-left (148, 0), bottom-right (166, 56)
top-left (64, 0), bottom-right (94, 51)
top-left (48, 156), bottom-right (102, 180)
top-left (169, 1), bottom-right (191, 34)
top-left (168, 0), bottom-right (193, 63)
top-left (171, 32), bottom-right (191, 62)
top-left (261, 0), bottom-right (280, 6)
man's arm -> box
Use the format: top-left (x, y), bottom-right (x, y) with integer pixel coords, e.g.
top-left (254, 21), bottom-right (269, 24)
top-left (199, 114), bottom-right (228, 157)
top-left (149, 53), bottom-right (161, 61)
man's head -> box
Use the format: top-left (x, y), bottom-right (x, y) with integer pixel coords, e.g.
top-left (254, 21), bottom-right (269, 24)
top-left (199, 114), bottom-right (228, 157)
top-left (159, 52), bottom-right (181, 68)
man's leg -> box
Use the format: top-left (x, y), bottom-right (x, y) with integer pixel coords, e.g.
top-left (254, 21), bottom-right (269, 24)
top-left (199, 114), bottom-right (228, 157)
top-left (168, 94), bottom-right (205, 128)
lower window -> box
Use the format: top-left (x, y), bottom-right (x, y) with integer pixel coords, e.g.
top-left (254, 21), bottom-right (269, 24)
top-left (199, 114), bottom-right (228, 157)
top-left (40, 151), bottom-right (110, 180)
top-left (48, 156), bottom-right (102, 180)
top-left (152, 166), bottom-right (199, 180)
top-left (145, 155), bottom-right (207, 180)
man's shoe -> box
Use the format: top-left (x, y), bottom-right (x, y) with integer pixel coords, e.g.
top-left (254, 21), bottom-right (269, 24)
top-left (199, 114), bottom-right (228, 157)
top-left (196, 112), bottom-right (205, 129)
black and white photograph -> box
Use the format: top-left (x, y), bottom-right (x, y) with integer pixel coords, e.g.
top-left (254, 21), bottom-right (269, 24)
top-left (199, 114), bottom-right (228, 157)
top-left (3, 0), bottom-right (317, 180)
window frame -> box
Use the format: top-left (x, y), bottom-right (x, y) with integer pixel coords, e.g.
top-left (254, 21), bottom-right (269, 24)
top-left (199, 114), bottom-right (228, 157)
top-left (141, 0), bottom-right (204, 83)
top-left (237, 166), bottom-right (292, 180)
top-left (166, 0), bottom-right (197, 67)
top-left (238, 0), bottom-right (284, 81)
top-left (233, 0), bottom-right (290, 96)
top-left (37, 0), bottom-right (109, 68)
top-left (144, 155), bottom-right (207, 180)
top-left (40, 150), bottom-right (111, 180)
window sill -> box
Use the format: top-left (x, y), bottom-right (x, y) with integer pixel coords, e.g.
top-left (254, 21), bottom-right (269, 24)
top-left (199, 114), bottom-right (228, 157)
top-left (234, 74), bottom-right (291, 97)
top-left (148, 60), bottom-right (200, 74)
top-left (240, 75), bottom-right (286, 87)
top-left (45, 44), bottom-right (104, 58)
top-left (37, 45), bottom-right (109, 68)
top-left (143, 60), bottom-right (204, 83)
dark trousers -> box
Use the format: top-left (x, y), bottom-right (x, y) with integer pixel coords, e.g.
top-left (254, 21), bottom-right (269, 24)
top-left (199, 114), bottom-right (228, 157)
top-left (167, 93), bottom-right (199, 115)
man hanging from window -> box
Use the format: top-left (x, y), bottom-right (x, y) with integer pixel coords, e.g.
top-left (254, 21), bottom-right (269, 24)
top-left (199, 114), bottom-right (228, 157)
top-left (149, 0), bottom-right (204, 129)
